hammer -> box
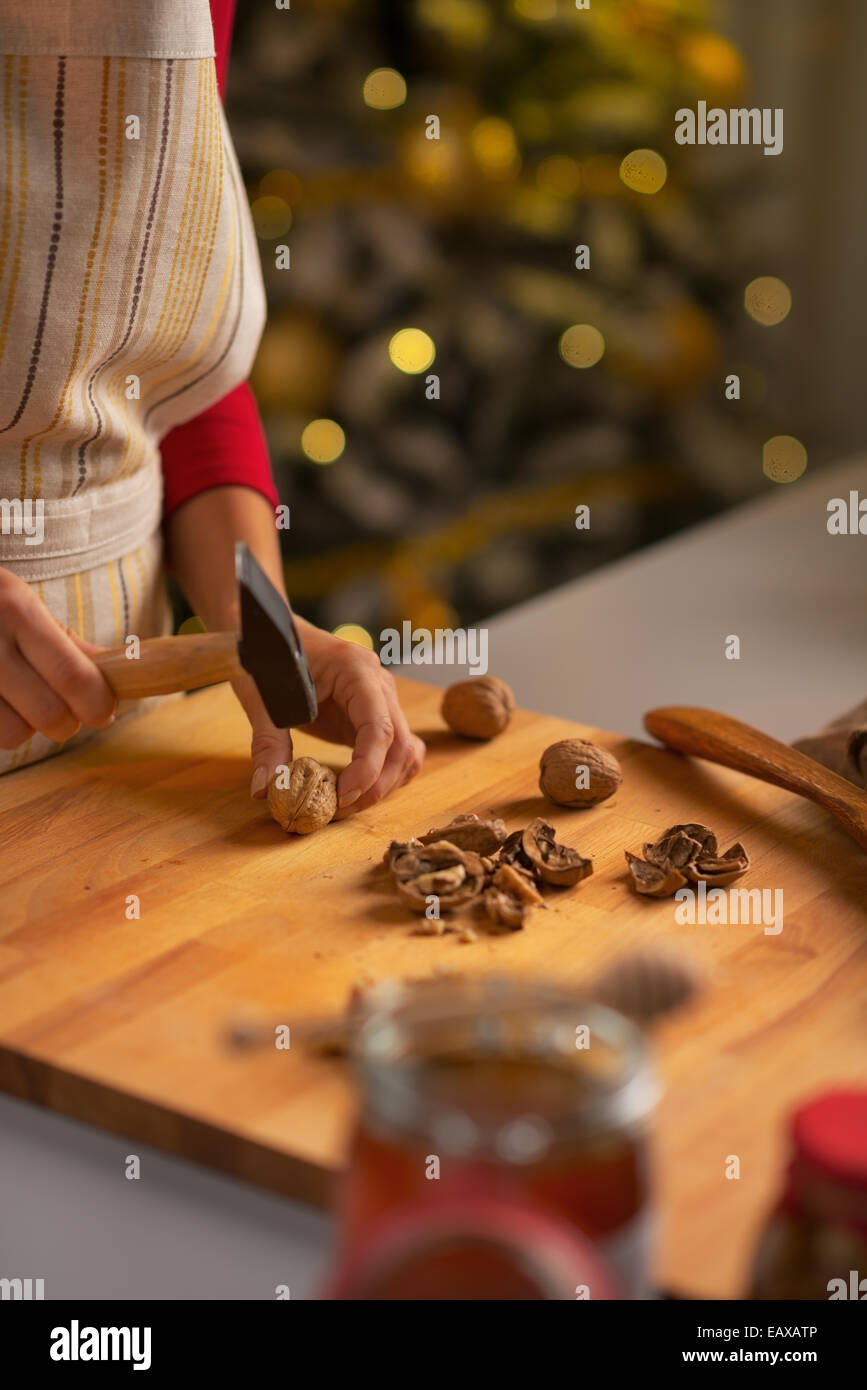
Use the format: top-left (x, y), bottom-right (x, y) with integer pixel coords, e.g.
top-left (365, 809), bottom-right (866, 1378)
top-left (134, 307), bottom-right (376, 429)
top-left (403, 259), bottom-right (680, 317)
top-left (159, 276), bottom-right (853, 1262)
top-left (92, 543), bottom-right (318, 728)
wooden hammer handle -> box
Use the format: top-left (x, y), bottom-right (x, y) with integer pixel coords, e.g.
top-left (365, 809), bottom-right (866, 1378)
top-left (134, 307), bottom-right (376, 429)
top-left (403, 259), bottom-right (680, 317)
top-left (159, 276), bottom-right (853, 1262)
top-left (93, 632), bottom-right (242, 700)
top-left (644, 705), bottom-right (867, 851)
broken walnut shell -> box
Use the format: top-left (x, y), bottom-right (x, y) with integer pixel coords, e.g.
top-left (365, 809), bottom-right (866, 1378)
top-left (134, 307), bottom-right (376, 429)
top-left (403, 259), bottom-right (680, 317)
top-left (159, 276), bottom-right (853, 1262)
top-left (419, 813), bottom-right (507, 856)
top-left (491, 862), bottom-right (546, 906)
top-left (484, 886), bottom-right (529, 930)
top-left (682, 842), bottom-right (750, 888)
top-left (391, 840), bottom-right (487, 914)
top-left (539, 738), bottom-right (623, 808)
top-left (626, 822), bottom-right (749, 896)
top-left (521, 818), bottom-right (593, 887)
top-left (268, 758), bottom-right (337, 835)
top-left (625, 851), bottom-right (687, 898)
top-left (441, 677), bottom-right (515, 740)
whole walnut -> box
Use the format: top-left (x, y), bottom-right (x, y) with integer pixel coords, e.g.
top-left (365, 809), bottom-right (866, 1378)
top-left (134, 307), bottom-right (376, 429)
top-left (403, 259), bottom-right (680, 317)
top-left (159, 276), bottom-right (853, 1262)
top-left (268, 757), bottom-right (337, 834)
top-left (441, 677), bottom-right (515, 740)
top-left (539, 738), bottom-right (622, 808)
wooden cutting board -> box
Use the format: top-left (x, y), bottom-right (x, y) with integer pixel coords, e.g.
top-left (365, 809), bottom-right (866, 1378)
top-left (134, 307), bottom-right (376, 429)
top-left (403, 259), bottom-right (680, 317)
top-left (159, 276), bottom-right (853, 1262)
top-left (1, 677), bottom-right (865, 1299)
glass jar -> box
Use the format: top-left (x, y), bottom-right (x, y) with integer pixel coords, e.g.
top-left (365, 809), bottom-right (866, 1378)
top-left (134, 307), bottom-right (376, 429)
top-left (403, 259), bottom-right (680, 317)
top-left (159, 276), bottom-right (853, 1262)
top-left (750, 1090), bottom-right (867, 1300)
top-left (332, 975), bottom-right (659, 1299)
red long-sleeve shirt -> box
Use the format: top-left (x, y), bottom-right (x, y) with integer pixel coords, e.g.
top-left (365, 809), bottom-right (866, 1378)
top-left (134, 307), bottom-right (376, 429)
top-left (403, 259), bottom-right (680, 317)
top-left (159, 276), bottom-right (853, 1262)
top-left (159, 0), bottom-right (279, 520)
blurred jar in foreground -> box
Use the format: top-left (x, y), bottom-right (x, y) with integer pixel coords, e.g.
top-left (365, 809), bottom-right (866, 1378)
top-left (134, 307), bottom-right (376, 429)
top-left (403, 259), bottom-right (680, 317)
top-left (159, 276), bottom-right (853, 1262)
top-left (750, 1091), bottom-right (867, 1300)
top-left (328, 976), bottom-right (659, 1300)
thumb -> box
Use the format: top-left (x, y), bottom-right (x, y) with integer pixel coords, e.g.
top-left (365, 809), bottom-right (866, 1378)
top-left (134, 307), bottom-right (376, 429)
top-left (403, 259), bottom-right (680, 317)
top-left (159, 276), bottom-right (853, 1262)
top-left (232, 673), bottom-right (293, 799)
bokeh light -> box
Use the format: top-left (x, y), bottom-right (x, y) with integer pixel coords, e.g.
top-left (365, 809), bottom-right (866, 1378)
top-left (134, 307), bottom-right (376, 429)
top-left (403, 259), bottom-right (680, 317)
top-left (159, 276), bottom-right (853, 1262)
top-left (536, 155), bottom-right (581, 198)
top-left (259, 169), bottom-right (303, 205)
top-left (763, 435), bottom-right (807, 484)
top-left (178, 615), bottom-right (206, 636)
top-left (363, 68), bottom-right (407, 109)
top-left (744, 276), bottom-right (792, 327)
top-left (417, 0), bottom-right (491, 46)
top-left (332, 623), bottom-right (375, 649)
top-left (470, 117), bottom-right (521, 177)
top-left (251, 195), bottom-right (292, 239)
top-left (511, 0), bottom-right (557, 21)
top-left (681, 33), bottom-right (745, 92)
top-left (388, 328), bottom-right (436, 373)
top-left (619, 149), bottom-right (668, 195)
top-left (301, 418), bottom-right (346, 464)
top-left (559, 324), bottom-right (606, 369)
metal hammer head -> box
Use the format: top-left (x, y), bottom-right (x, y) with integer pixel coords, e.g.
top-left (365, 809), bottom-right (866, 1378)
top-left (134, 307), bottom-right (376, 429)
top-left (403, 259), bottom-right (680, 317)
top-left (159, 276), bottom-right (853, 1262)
top-left (235, 543), bottom-right (318, 729)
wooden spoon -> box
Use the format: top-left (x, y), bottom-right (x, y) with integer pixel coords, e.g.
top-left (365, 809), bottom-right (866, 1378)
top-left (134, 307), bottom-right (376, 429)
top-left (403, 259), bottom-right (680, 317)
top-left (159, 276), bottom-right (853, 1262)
top-left (644, 706), bottom-right (867, 852)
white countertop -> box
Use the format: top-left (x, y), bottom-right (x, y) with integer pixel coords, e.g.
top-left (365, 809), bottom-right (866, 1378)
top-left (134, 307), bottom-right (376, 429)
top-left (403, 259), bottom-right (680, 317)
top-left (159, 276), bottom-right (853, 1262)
top-left (2, 458), bottom-right (864, 1299)
top-left (417, 456), bottom-right (867, 745)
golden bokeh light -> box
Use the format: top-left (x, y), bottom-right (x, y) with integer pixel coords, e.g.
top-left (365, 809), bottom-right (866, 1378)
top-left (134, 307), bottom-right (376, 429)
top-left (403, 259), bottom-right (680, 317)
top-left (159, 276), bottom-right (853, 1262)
top-left (619, 149), bottom-right (668, 195)
top-left (332, 623), bottom-right (375, 650)
top-left (416, 0), bottom-right (491, 46)
top-left (251, 195), bottom-right (292, 239)
top-left (512, 0), bottom-right (557, 20)
top-left (178, 615), bottom-right (206, 636)
top-left (536, 155), bottom-right (581, 198)
top-left (301, 418), bottom-right (346, 464)
top-left (470, 117), bottom-right (521, 177)
top-left (681, 33), bottom-right (745, 92)
top-left (363, 67), bottom-right (407, 110)
top-left (388, 327), bottom-right (436, 374)
top-left (763, 435), bottom-right (807, 484)
top-left (559, 324), bottom-right (606, 369)
top-left (259, 169), bottom-right (303, 205)
top-left (744, 276), bottom-right (792, 327)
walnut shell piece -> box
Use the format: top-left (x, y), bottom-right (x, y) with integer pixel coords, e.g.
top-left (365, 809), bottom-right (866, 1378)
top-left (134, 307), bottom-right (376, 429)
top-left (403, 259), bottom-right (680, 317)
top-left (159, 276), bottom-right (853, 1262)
top-left (390, 840), bottom-right (487, 914)
top-left (625, 851), bottom-right (687, 898)
top-left (683, 842), bottom-right (750, 888)
top-left (267, 758), bottom-right (337, 835)
top-left (626, 822), bottom-right (749, 897)
top-left (484, 886), bottom-right (529, 930)
top-left (419, 813), bottom-right (507, 855)
top-left (520, 818), bottom-right (593, 887)
top-left (539, 738), bottom-right (623, 808)
top-left (441, 677), bottom-right (515, 740)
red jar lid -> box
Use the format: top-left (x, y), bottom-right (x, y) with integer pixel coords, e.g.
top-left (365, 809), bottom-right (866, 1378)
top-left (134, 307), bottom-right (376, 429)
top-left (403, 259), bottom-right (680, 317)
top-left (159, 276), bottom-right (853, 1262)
top-left (791, 1090), bottom-right (867, 1191)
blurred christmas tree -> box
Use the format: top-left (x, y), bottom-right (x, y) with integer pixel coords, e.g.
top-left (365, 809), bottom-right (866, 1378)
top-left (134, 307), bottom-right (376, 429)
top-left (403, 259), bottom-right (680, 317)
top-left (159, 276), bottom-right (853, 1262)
top-left (225, 0), bottom-right (775, 639)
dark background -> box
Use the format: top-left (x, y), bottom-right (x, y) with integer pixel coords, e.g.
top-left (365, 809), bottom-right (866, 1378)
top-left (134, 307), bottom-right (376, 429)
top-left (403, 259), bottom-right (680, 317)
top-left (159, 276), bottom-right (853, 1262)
top-left (218, 0), bottom-right (865, 641)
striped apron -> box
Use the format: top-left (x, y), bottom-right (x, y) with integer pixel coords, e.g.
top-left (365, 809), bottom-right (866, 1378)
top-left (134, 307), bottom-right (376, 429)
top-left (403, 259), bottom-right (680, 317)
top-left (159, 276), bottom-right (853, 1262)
top-left (0, 0), bottom-right (266, 773)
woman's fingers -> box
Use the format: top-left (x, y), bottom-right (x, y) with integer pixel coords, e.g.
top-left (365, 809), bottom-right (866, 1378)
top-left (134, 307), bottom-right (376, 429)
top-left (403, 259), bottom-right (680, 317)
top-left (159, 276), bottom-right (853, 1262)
top-left (0, 643), bottom-right (81, 743)
top-left (0, 694), bottom-right (34, 750)
top-left (334, 667), bottom-right (425, 816)
top-left (231, 670), bottom-right (293, 797)
top-left (330, 648), bottom-right (396, 809)
top-left (17, 609), bottom-right (117, 729)
top-left (0, 574), bottom-right (116, 733)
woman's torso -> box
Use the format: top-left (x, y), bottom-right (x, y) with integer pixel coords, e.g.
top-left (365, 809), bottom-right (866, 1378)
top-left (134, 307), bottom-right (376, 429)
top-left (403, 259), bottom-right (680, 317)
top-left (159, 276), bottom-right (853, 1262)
top-left (0, 0), bottom-right (266, 772)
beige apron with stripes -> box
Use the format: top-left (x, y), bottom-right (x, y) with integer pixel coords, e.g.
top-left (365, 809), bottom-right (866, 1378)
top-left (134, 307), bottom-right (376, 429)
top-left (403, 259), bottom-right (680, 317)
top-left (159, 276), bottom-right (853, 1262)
top-left (0, 0), bottom-right (266, 774)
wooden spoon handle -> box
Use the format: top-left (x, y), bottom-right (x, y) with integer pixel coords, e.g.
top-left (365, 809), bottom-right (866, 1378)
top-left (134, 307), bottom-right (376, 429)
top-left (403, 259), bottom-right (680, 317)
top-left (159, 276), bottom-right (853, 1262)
top-left (94, 632), bottom-right (242, 700)
top-left (644, 705), bottom-right (867, 852)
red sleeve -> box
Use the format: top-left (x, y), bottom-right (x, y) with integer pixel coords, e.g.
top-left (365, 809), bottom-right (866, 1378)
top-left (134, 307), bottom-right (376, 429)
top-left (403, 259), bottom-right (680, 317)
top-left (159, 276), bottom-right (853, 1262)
top-left (159, 0), bottom-right (279, 522)
top-left (160, 381), bottom-right (279, 517)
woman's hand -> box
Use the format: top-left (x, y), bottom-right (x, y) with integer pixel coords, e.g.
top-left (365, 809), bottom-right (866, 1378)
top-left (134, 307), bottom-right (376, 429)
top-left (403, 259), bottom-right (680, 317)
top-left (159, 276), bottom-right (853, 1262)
top-left (0, 568), bottom-right (117, 749)
top-left (237, 619), bottom-right (425, 815)
top-left (163, 486), bottom-right (425, 815)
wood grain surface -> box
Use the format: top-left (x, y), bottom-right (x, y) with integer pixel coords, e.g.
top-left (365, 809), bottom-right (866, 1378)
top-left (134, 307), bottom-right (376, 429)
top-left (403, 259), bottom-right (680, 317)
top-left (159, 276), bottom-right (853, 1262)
top-left (0, 677), bottom-right (865, 1299)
